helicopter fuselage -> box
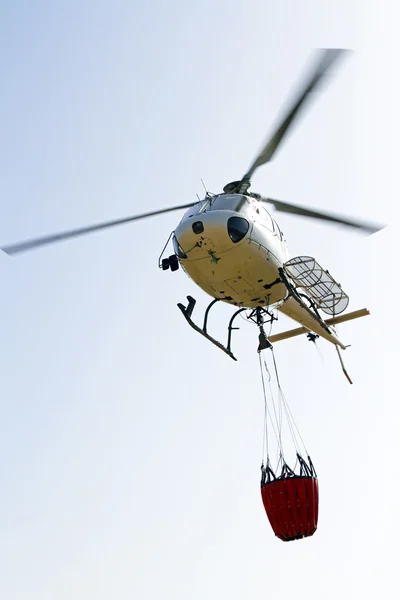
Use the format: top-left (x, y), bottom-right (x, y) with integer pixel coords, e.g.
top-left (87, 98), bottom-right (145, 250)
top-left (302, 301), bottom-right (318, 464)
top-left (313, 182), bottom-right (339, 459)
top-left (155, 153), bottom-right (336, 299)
top-left (173, 191), bottom-right (356, 352)
top-left (173, 193), bottom-right (290, 309)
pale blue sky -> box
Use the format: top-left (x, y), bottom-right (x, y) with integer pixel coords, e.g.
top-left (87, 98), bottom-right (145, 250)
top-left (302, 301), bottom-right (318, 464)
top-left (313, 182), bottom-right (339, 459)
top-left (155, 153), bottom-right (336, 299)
top-left (0, 1), bottom-right (397, 598)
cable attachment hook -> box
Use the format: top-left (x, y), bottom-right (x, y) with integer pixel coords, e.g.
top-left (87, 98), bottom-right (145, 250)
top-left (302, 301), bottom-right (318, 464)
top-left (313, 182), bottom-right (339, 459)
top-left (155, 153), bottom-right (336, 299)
top-left (255, 307), bottom-right (273, 353)
top-left (258, 325), bottom-right (272, 353)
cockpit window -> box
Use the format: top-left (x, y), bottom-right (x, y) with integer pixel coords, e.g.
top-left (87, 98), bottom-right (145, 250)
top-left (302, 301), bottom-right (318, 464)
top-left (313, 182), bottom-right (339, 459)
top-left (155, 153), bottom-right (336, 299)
top-left (181, 194), bottom-right (249, 222)
top-left (199, 200), bottom-right (211, 213)
top-left (181, 200), bottom-right (208, 221)
top-left (209, 194), bottom-right (249, 213)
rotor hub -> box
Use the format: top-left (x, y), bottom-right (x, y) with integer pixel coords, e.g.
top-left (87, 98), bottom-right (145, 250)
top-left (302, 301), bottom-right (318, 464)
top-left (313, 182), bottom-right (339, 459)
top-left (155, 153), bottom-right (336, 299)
top-left (223, 180), bottom-right (251, 194)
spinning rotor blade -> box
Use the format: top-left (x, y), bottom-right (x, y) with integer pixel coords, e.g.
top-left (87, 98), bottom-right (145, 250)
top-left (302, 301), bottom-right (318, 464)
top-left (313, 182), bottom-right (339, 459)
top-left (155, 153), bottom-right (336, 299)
top-left (261, 197), bottom-right (384, 234)
top-left (243, 48), bottom-right (349, 183)
top-left (1, 202), bottom-right (196, 255)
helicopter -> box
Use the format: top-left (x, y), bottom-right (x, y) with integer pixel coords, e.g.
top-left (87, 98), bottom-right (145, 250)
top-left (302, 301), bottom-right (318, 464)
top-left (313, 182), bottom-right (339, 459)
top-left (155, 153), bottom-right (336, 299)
top-left (1, 48), bottom-right (383, 381)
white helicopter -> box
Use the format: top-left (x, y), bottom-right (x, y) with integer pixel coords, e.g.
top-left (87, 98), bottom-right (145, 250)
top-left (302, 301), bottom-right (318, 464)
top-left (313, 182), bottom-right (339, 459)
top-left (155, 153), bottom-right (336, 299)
top-left (1, 49), bottom-right (383, 381)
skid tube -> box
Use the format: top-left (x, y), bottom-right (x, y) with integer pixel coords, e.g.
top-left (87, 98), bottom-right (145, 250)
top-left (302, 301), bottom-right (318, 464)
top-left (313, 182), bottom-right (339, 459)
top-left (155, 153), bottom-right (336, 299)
top-left (177, 296), bottom-right (247, 360)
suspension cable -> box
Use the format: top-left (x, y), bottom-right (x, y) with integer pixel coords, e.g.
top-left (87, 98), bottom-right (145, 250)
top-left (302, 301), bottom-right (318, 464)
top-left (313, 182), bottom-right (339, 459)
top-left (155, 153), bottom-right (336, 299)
top-left (258, 352), bottom-right (282, 465)
top-left (271, 349), bottom-right (309, 457)
top-left (264, 357), bottom-right (285, 463)
top-left (259, 352), bottom-right (268, 464)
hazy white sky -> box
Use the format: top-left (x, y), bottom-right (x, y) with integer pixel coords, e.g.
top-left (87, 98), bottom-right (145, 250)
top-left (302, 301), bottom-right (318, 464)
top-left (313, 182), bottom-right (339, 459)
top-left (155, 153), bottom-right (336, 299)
top-left (0, 1), bottom-right (397, 598)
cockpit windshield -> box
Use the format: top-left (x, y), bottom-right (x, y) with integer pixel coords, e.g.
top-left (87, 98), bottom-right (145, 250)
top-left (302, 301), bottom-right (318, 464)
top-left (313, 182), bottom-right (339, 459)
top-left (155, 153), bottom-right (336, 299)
top-left (180, 194), bottom-right (249, 222)
top-left (209, 194), bottom-right (249, 213)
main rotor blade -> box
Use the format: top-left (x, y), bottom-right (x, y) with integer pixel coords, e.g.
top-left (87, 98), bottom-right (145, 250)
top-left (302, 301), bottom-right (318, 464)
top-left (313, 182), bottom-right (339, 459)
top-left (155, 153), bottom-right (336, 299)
top-left (243, 48), bottom-right (349, 182)
top-left (1, 202), bottom-right (196, 255)
top-left (261, 197), bottom-right (384, 234)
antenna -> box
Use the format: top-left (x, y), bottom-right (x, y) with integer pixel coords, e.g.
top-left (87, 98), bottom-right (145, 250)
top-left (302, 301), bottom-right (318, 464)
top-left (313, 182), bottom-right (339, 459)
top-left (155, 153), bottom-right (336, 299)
top-left (201, 179), bottom-right (214, 201)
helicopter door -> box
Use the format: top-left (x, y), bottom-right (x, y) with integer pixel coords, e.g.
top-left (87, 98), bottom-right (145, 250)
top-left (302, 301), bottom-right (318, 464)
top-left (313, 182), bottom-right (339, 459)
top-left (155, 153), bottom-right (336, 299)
top-left (255, 205), bottom-right (274, 231)
top-left (272, 219), bottom-right (283, 239)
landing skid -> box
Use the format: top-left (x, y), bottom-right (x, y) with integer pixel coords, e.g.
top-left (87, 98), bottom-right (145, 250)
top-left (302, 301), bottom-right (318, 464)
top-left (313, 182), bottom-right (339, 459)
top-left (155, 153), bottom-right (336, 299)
top-left (177, 296), bottom-right (245, 360)
top-left (177, 296), bottom-right (276, 360)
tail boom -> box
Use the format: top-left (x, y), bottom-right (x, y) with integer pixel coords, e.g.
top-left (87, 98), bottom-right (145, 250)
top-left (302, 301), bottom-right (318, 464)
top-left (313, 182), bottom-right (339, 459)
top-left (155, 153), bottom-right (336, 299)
top-left (273, 303), bottom-right (369, 345)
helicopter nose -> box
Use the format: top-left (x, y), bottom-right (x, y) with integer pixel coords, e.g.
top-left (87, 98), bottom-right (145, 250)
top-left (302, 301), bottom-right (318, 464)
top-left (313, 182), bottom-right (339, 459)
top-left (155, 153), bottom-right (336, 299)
top-left (174, 211), bottom-right (249, 259)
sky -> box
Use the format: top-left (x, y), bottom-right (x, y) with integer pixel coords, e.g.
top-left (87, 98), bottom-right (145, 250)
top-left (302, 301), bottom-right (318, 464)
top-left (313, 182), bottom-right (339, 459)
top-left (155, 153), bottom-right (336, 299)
top-left (0, 1), bottom-right (398, 598)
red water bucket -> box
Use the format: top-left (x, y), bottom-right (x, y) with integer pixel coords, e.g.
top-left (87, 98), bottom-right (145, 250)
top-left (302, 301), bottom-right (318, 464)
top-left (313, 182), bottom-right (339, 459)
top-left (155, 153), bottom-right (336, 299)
top-left (261, 476), bottom-right (319, 541)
